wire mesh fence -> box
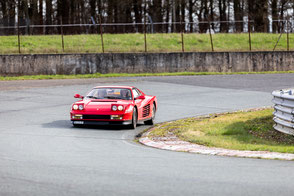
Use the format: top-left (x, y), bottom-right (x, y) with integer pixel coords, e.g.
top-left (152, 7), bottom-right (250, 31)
top-left (0, 18), bottom-right (293, 54)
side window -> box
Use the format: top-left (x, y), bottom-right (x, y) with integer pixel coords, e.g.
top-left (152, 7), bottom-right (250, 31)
top-left (132, 89), bottom-right (139, 98)
top-left (135, 88), bottom-right (142, 96)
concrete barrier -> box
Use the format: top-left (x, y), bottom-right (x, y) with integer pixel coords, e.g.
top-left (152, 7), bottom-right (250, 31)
top-left (0, 51), bottom-right (294, 76)
top-left (272, 89), bottom-right (294, 135)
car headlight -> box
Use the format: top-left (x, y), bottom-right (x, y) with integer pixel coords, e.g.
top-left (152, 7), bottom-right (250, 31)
top-left (78, 105), bottom-right (84, 110)
top-left (118, 105), bottom-right (123, 111)
top-left (73, 105), bottom-right (78, 110)
top-left (112, 105), bottom-right (117, 111)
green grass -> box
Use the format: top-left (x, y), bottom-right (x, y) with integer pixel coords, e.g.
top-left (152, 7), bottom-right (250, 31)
top-left (149, 108), bottom-right (294, 154)
top-left (0, 33), bottom-right (293, 54)
top-left (2, 71), bottom-right (294, 81)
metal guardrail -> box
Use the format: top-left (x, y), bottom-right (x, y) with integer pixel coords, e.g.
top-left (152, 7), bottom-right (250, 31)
top-left (272, 89), bottom-right (294, 135)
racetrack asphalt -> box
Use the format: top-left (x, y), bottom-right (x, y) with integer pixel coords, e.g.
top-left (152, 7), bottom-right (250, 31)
top-left (1, 74), bottom-right (294, 196)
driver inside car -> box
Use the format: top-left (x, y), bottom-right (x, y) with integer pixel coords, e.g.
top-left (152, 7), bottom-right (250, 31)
top-left (121, 89), bottom-right (131, 100)
top-left (97, 89), bottom-right (107, 99)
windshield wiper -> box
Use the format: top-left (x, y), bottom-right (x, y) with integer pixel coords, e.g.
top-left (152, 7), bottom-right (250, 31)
top-left (86, 96), bottom-right (101, 99)
top-left (104, 96), bottom-right (122, 99)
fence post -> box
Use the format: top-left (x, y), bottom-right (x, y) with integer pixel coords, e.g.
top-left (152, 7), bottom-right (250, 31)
top-left (181, 19), bottom-right (185, 52)
top-left (273, 21), bottom-right (284, 51)
top-left (98, 15), bottom-right (105, 53)
top-left (17, 16), bottom-right (21, 54)
top-left (248, 18), bottom-right (252, 51)
top-left (60, 17), bottom-right (65, 52)
top-left (144, 0), bottom-right (147, 53)
top-left (208, 21), bottom-right (214, 52)
top-left (287, 20), bottom-right (289, 51)
top-left (144, 18), bottom-right (147, 52)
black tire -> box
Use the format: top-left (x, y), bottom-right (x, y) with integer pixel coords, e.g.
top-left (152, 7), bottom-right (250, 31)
top-left (129, 108), bottom-right (137, 129)
top-left (144, 103), bottom-right (156, 125)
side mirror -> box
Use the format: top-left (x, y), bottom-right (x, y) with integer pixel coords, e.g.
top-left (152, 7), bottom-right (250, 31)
top-left (74, 94), bottom-right (84, 99)
top-left (135, 95), bottom-right (145, 100)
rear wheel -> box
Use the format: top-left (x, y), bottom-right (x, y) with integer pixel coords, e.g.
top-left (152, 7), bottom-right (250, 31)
top-left (129, 108), bottom-right (137, 129)
top-left (144, 103), bottom-right (156, 125)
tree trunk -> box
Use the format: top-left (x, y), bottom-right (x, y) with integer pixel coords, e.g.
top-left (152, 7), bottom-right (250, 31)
top-left (150, 0), bottom-right (163, 33)
top-left (172, 0), bottom-right (176, 32)
top-left (165, 0), bottom-right (170, 33)
top-left (271, 0), bottom-right (278, 33)
top-left (279, 0), bottom-right (287, 33)
top-left (234, 0), bottom-right (243, 32)
top-left (0, 1), bottom-right (8, 34)
top-left (180, 0), bottom-right (185, 33)
top-left (38, 0), bottom-right (43, 34)
top-left (198, 0), bottom-right (209, 33)
top-left (249, 0), bottom-right (268, 32)
top-left (188, 0), bottom-right (194, 32)
top-left (124, 0), bottom-right (133, 33)
top-left (133, 0), bottom-right (142, 32)
top-left (219, 0), bottom-right (227, 32)
top-left (8, 1), bottom-right (16, 34)
top-left (210, 0), bottom-right (214, 30)
top-left (175, 0), bottom-right (180, 32)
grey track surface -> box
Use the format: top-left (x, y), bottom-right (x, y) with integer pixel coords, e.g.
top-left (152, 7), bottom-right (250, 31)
top-left (1, 74), bottom-right (294, 196)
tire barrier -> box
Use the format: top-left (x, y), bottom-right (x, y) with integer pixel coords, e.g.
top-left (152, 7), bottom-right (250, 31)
top-left (272, 89), bottom-right (294, 135)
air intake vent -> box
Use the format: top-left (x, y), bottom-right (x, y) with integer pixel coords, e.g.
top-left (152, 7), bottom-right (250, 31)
top-left (143, 104), bottom-right (150, 118)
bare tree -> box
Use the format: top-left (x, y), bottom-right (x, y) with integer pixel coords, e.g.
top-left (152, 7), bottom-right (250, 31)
top-left (0, 0), bottom-right (293, 35)
top-left (234, 0), bottom-right (243, 32)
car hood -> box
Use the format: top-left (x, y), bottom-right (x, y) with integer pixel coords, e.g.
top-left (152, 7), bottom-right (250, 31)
top-left (81, 99), bottom-right (132, 113)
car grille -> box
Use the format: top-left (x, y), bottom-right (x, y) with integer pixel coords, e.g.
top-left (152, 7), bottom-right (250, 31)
top-left (142, 104), bottom-right (150, 118)
top-left (83, 115), bottom-right (111, 120)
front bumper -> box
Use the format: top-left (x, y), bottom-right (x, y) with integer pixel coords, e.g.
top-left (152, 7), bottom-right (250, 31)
top-left (71, 120), bottom-right (132, 126)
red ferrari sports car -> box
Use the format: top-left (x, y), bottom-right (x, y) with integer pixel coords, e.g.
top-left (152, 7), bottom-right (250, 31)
top-left (70, 86), bottom-right (157, 129)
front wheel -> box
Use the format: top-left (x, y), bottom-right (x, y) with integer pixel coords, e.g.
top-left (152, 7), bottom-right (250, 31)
top-left (144, 103), bottom-right (156, 125)
top-left (129, 108), bottom-right (137, 129)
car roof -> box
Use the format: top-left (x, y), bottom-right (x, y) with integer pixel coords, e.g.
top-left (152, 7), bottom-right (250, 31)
top-left (93, 86), bottom-right (135, 89)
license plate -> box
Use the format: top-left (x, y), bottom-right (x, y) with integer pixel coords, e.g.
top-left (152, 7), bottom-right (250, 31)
top-left (73, 121), bottom-right (84, 125)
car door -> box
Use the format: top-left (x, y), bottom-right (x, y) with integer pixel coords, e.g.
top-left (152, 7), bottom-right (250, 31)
top-left (132, 88), bottom-right (144, 120)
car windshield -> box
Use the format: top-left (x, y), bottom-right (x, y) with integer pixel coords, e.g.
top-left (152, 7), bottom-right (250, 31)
top-left (86, 88), bottom-right (132, 100)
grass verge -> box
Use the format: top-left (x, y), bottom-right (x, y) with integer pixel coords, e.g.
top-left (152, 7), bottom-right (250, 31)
top-left (1, 71), bottom-right (294, 81)
top-left (0, 33), bottom-right (293, 54)
top-left (148, 108), bottom-right (294, 154)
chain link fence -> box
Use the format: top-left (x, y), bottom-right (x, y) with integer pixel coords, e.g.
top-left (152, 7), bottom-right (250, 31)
top-left (0, 17), bottom-right (293, 54)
